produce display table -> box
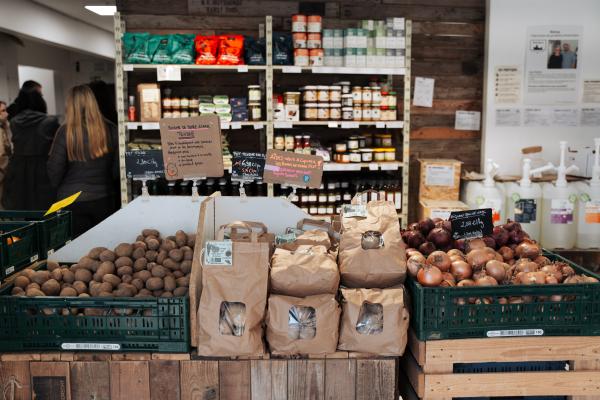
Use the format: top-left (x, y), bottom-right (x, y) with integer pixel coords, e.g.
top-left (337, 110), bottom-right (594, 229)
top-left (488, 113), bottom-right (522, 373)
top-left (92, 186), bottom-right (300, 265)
top-left (0, 352), bottom-right (398, 400)
top-left (400, 330), bottom-right (600, 400)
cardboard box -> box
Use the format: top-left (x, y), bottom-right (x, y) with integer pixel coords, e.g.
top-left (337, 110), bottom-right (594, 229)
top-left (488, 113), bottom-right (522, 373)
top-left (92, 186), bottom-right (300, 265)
top-left (419, 159), bottom-right (463, 201)
top-left (137, 83), bottom-right (161, 122)
top-left (418, 199), bottom-right (469, 221)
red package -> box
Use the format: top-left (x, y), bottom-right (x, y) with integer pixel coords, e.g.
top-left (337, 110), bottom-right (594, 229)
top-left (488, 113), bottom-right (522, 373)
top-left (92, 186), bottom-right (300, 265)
top-left (216, 35), bottom-right (244, 65)
top-left (195, 35), bottom-right (219, 65)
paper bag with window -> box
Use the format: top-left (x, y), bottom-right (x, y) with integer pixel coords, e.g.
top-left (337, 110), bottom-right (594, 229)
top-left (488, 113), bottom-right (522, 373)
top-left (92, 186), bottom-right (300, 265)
top-left (197, 221), bottom-right (270, 356)
top-left (266, 293), bottom-right (340, 356)
top-left (338, 196), bottom-right (406, 288)
top-left (277, 219), bottom-right (336, 250)
top-left (225, 220), bottom-right (275, 255)
top-left (337, 287), bottom-right (409, 356)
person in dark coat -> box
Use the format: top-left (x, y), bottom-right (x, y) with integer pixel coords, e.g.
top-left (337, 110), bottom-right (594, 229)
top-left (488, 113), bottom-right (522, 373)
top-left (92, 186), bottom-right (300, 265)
top-left (47, 85), bottom-right (119, 237)
top-left (6, 80), bottom-right (42, 120)
top-left (2, 89), bottom-right (59, 210)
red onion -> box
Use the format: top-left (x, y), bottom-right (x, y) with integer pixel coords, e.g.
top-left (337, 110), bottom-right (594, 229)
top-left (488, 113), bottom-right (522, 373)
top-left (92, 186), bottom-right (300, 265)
top-left (418, 219), bottom-right (435, 235)
top-left (502, 219), bottom-right (522, 232)
top-left (418, 241), bottom-right (436, 257)
top-left (482, 236), bottom-right (497, 249)
top-left (402, 230), bottom-right (426, 249)
top-left (427, 227), bottom-right (452, 248)
top-left (454, 239), bottom-right (466, 252)
top-left (408, 222), bottom-right (420, 231)
top-left (465, 238), bottom-right (486, 253)
top-left (492, 226), bottom-right (509, 247)
top-left (509, 229), bottom-right (526, 244)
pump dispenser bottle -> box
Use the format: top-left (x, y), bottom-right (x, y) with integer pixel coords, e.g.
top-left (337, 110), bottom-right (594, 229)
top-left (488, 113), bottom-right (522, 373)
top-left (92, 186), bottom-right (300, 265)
top-left (576, 138), bottom-right (600, 249)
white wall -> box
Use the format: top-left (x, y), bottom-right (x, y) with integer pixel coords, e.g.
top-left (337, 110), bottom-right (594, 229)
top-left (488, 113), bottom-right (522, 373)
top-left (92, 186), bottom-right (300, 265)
top-left (483, 0), bottom-right (600, 175)
top-left (18, 65), bottom-right (56, 114)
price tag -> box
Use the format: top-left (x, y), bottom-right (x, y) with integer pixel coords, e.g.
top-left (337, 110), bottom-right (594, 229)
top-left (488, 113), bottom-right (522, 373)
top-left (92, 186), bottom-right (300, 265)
top-left (123, 64), bottom-right (134, 71)
top-left (327, 121), bottom-right (339, 128)
top-left (380, 162), bottom-right (399, 171)
top-left (449, 209), bottom-right (493, 240)
top-left (274, 121), bottom-right (293, 129)
top-left (141, 122), bottom-right (159, 130)
top-left (375, 122), bottom-right (386, 128)
top-left (282, 66), bottom-right (302, 73)
top-left (125, 149), bottom-right (165, 179)
top-left (157, 65), bottom-right (181, 81)
top-left (386, 121), bottom-right (403, 128)
top-left (253, 122), bottom-right (264, 129)
top-left (126, 122), bottom-right (139, 130)
top-left (231, 151), bottom-right (266, 181)
top-left (221, 122), bottom-right (230, 130)
top-left (45, 192), bottom-right (81, 216)
top-left (204, 241), bottom-right (233, 265)
top-left (230, 122), bottom-right (242, 130)
top-left (275, 232), bottom-right (297, 245)
top-left (368, 163), bottom-right (379, 171)
top-left (263, 149), bottom-right (324, 189)
top-left (342, 204), bottom-right (367, 218)
top-left (341, 121), bottom-right (359, 129)
top-left (237, 65), bottom-right (249, 73)
top-left (5, 266), bottom-right (14, 276)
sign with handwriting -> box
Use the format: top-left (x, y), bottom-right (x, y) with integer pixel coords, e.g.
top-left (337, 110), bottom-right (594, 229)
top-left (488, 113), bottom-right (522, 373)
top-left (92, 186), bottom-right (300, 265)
top-left (262, 150), bottom-right (324, 188)
top-left (125, 150), bottom-right (164, 179)
top-left (231, 151), bottom-right (266, 181)
top-left (159, 115), bottom-right (224, 180)
top-left (450, 208), bottom-right (493, 240)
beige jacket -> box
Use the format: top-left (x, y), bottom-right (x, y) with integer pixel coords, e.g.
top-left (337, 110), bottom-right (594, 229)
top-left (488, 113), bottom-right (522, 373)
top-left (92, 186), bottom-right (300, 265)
top-left (0, 125), bottom-right (12, 183)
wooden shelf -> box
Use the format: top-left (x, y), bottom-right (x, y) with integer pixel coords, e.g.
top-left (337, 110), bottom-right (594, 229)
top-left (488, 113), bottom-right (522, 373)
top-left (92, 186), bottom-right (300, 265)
top-left (273, 121), bottom-right (403, 129)
top-left (323, 162), bottom-right (403, 171)
top-left (126, 121), bottom-right (267, 130)
top-left (124, 64), bottom-right (266, 72)
top-left (273, 66), bottom-right (406, 75)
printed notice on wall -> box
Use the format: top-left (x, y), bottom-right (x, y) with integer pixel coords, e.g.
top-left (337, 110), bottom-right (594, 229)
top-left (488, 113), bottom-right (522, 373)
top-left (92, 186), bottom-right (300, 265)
top-left (583, 80), bottom-right (600, 103)
top-left (159, 115), bottom-right (224, 180)
top-left (455, 111), bottom-right (481, 131)
top-left (263, 149), bottom-right (324, 189)
top-left (524, 26), bottom-right (582, 105)
top-left (413, 77), bottom-right (434, 107)
top-left (494, 65), bottom-right (521, 104)
top-left (524, 107), bottom-right (552, 127)
top-left (495, 108), bottom-right (521, 127)
top-left (552, 108), bottom-right (578, 127)
top-left (580, 107), bottom-right (600, 127)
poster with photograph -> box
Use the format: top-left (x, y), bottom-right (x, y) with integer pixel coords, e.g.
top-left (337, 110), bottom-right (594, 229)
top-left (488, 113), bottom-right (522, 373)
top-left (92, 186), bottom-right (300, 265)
top-left (524, 26), bottom-right (582, 105)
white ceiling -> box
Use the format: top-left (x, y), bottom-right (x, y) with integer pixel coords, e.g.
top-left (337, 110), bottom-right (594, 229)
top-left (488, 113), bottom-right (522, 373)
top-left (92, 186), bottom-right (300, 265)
top-left (32, 0), bottom-right (115, 32)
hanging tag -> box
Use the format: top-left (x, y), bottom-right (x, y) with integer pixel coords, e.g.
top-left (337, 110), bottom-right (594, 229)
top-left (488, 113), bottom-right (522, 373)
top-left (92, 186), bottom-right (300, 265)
top-left (342, 204), bottom-right (367, 218)
top-left (140, 179), bottom-right (150, 201)
top-left (123, 64), bottom-right (134, 71)
top-left (287, 186), bottom-right (298, 201)
top-left (204, 241), bottom-right (233, 265)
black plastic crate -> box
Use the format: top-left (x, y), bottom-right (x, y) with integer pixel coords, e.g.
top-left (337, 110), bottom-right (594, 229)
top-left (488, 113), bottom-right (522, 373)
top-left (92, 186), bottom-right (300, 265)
top-left (0, 221), bottom-right (40, 280)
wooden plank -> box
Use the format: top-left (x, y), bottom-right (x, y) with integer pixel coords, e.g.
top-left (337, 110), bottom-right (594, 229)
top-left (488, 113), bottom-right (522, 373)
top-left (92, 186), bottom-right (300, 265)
top-left (110, 361), bottom-right (151, 400)
top-left (250, 359), bottom-right (288, 400)
top-left (60, 353), bottom-right (75, 361)
top-left (413, 21), bottom-right (484, 36)
top-left (407, 329), bottom-right (427, 367)
top-left (411, 127), bottom-right (481, 140)
top-left (412, 34), bottom-right (483, 48)
top-left (40, 352), bottom-right (62, 361)
top-left (72, 353), bottom-right (112, 361)
top-left (356, 359), bottom-right (397, 400)
top-left (324, 359), bottom-right (356, 400)
top-left (413, 46), bottom-right (483, 62)
top-left (424, 371), bottom-right (600, 398)
top-left (568, 360), bottom-right (600, 400)
top-left (287, 359), bottom-right (325, 400)
top-left (411, 99), bottom-right (482, 115)
top-left (149, 360), bottom-right (180, 400)
top-left (111, 353), bottom-right (151, 361)
top-left (70, 362), bottom-right (110, 400)
top-left (124, 14), bottom-right (272, 31)
top-left (341, 4), bottom-right (485, 21)
top-left (180, 360), bottom-right (219, 400)
top-left (30, 362), bottom-right (72, 400)
top-left (188, 0), bottom-right (297, 17)
top-left (400, 352), bottom-right (424, 398)
top-left (151, 353), bottom-right (191, 360)
top-left (0, 361), bottom-right (31, 400)
top-left (412, 60), bottom-right (483, 76)
top-left (117, 0), bottom-right (188, 15)
top-left (1, 353), bottom-right (41, 361)
top-left (219, 360), bottom-right (251, 400)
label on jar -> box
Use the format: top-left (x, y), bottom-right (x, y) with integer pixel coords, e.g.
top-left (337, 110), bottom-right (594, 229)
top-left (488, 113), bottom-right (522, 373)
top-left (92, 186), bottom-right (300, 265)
top-left (585, 200), bottom-right (600, 223)
top-left (514, 198), bottom-right (537, 223)
top-left (309, 194), bottom-right (318, 202)
top-left (550, 199), bottom-right (574, 224)
top-left (318, 194), bottom-right (328, 203)
top-left (292, 21), bottom-right (307, 32)
top-left (328, 194), bottom-right (337, 203)
top-left (425, 165), bottom-right (455, 187)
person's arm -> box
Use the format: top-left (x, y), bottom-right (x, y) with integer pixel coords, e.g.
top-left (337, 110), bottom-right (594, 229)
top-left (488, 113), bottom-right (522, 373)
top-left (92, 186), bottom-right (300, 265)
top-left (108, 122), bottom-right (120, 181)
top-left (47, 127), bottom-right (68, 188)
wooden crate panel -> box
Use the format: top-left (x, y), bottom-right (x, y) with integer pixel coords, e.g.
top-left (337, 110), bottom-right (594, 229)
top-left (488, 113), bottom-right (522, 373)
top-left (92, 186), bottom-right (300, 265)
top-left (30, 361), bottom-right (72, 400)
top-left (180, 360), bottom-right (219, 400)
top-left (324, 359), bottom-right (356, 399)
top-left (150, 360), bottom-right (180, 400)
top-left (70, 362), bottom-right (110, 400)
top-left (287, 359), bottom-right (325, 400)
top-left (356, 359), bottom-right (397, 400)
top-left (110, 361), bottom-right (151, 400)
top-left (220, 360), bottom-right (251, 400)
top-left (0, 361), bottom-right (31, 400)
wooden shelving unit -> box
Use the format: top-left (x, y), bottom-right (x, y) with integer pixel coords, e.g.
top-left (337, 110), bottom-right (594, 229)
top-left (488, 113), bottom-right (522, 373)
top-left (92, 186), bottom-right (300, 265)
top-left (114, 14), bottom-right (412, 227)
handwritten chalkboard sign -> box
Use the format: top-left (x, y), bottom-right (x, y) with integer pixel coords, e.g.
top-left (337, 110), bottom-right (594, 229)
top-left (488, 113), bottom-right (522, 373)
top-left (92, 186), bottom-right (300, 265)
top-left (231, 151), bottom-right (266, 181)
top-left (263, 149), bottom-right (324, 189)
top-left (450, 208), bottom-right (493, 240)
top-left (125, 150), bottom-right (165, 179)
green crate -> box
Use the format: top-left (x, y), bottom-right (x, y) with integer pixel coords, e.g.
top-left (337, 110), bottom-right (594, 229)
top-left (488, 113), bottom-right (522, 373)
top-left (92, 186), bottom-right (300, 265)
top-left (0, 210), bottom-right (72, 258)
top-left (0, 222), bottom-right (40, 279)
top-left (0, 267), bottom-right (190, 352)
top-left (407, 251), bottom-right (600, 340)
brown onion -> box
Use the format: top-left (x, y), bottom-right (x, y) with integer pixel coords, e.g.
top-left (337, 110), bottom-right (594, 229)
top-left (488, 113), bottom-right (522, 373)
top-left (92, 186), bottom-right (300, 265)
top-left (417, 265), bottom-right (443, 287)
top-left (450, 255), bottom-right (465, 263)
top-left (451, 260), bottom-right (472, 281)
top-left (475, 276), bottom-right (498, 286)
top-left (465, 238), bottom-right (486, 253)
top-left (498, 297), bottom-right (508, 304)
top-left (545, 275), bottom-right (559, 284)
top-left (418, 241), bottom-right (436, 257)
top-left (472, 269), bottom-right (488, 281)
top-left (427, 251), bottom-right (452, 272)
top-left (498, 246), bottom-right (515, 262)
top-left (515, 242), bottom-right (542, 260)
top-left (406, 248), bottom-right (423, 258)
top-left (482, 236), bottom-right (496, 249)
top-left (541, 265), bottom-right (563, 283)
top-left (564, 275), bottom-right (584, 284)
top-left (485, 260), bottom-right (507, 283)
top-left (407, 254), bottom-right (426, 277)
top-left (515, 258), bottom-right (539, 273)
top-left (440, 272), bottom-right (456, 287)
top-left (521, 271), bottom-right (546, 285)
top-left (447, 249), bottom-right (465, 258)
top-left (582, 275), bottom-right (599, 283)
top-left (457, 279), bottom-right (475, 287)
top-left (466, 248), bottom-right (496, 269)
top-left (534, 255), bottom-right (551, 266)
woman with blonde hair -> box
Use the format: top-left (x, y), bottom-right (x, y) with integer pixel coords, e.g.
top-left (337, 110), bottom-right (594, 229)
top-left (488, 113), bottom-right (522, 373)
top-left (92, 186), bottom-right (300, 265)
top-left (48, 85), bottom-right (118, 236)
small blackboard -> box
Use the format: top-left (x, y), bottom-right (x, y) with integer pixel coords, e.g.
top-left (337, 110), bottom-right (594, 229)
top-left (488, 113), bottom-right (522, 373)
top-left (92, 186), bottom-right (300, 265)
top-left (125, 150), bottom-right (164, 179)
top-left (231, 151), bottom-right (266, 181)
top-left (450, 208), bottom-right (493, 240)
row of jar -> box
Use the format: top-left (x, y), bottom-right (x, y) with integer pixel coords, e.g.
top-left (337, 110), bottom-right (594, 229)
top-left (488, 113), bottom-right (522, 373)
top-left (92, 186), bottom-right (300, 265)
top-left (303, 103), bottom-right (397, 121)
top-left (331, 148), bottom-right (396, 163)
top-left (299, 85), bottom-right (395, 105)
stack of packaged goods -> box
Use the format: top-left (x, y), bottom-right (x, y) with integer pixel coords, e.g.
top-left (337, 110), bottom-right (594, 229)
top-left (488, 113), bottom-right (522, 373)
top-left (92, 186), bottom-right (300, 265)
top-left (291, 14), bottom-right (324, 67)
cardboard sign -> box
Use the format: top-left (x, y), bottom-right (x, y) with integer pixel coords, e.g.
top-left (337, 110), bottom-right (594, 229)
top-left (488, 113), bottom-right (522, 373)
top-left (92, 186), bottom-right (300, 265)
top-left (159, 115), bottom-right (224, 180)
top-left (263, 150), bottom-right (324, 189)
top-left (44, 192), bottom-right (81, 216)
top-left (125, 150), bottom-right (165, 179)
top-left (231, 151), bottom-right (266, 182)
top-left (450, 208), bottom-right (493, 240)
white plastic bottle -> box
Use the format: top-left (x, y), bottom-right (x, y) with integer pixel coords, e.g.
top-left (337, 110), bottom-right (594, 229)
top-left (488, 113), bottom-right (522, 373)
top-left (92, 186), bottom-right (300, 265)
top-left (505, 158), bottom-right (553, 241)
top-left (576, 138), bottom-right (600, 249)
top-left (465, 159), bottom-right (505, 225)
top-left (540, 141), bottom-right (579, 249)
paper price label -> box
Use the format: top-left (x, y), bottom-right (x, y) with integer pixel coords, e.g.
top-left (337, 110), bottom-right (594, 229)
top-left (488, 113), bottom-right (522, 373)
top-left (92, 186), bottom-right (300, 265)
top-left (375, 122), bottom-right (386, 128)
top-left (123, 64), bottom-right (134, 71)
top-left (61, 343), bottom-right (121, 351)
top-left (157, 65), bottom-right (181, 81)
top-left (230, 122), bottom-right (242, 130)
top-left (342, 204), bottom-right (367, 218)
top-left (204, 241), bottom-right (233, 266)
top-left (327, 122), bottom-right (338, 128)
top-left (5, 266), bottom-right (14, 276)
top-left (487, 329), bottom-right (544, 338)
top-left (282, 66), bottom-right (302, 73)
top-left (237, 65), bottom-right (249, 73)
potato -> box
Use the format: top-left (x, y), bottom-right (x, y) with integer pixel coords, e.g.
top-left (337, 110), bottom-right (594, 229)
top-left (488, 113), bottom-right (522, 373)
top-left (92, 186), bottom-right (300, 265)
top-left (26, 282), bottom-right (41, 291)
top-left (115, 257), bottom-right (133, 268)
top-left (180, 261), bottom-right (192, 274)
top-left (46, 260), bottom-right (60, 272)
top-left (84, 308), bottom-right (105, 316)
top-left (42, 279), bottom-right (61, 296)
top-left (60, 287), bottom-right (78, 297)
top-left (168, 249), bottom-right (183, 262)
top-left (176, 276), bottom-right (190, 288)
top-left (132, 240), bottom-right (147, 250)
top-left (173, 287), bottom-right (188, 297)
top-left (152, 290), bottom-right (164, 297)
top-left (163, 276), bottom-right (176, 292)
top-left (183, 250), bottom-right (194, 261)
top-left (14, 275), bottom-right (30, 289)
top-left (136, 234), bottom-right (145, 242)
top-left (147, 262), bottom-right (156, 272)
top-left (75, 269), bottom-right (93, 283)
top-left (114, 243), bottom-right (133, 258)
top-left (131, 278), bottom-right (144, 291)
top-left (118, 282), bottom-right (137, 293)
top-left (113, 286), bottom-right (134, 298)
top-left (96, 261), bottom-right (116, 277)
top-left (79, 293), bottom-right (90, 298)
top-left (167, 235), bottom-right (176, 242)
top-left (187, 234), bottom-right (196, 248)
top-left (62, 269), bottom-right (75, 284)
top-left (60, 282), bottom-right (72, 289)
top-left (133, 258), bottom-right (148, 272)
top-left (78, 256), bottom-right (97, 271)
top-left (142, 228), bottom-right (160, 237)
top-left (117, 266), bottom-right (133, 277)
top-left (98, 292), bottom-right (113, 298)
top-left (99, 250), bottom-right (116, 262)
top-left (11, 287), bottom-right (25, 296)
top-left (146, 277), bottom-right (164, 291)
top-left (69, 263), bottom-right (82, 272)
top-left (163, 259), bottom-right (179, 271)
top-left (160, 239), bottom-right (176, 252)
top-left (133, 270), bottom-right (151, 282)
top-left (121, 274), bottom-right (133, 284)
top-left (50, 268), bottom-right (63, 282)
top-left (145, 250), bottom-right (158, 262)
top-left (175, 230), bottom-right (188, 247)
top-left (156, 250), bottom-right (168, 265)
top-left (132, 247), bottom-right (146, 260)
top-left (151, 265), bottom-right (168, 278)
top-left (88, 247), bottom-right (108, 260)
top-left (31, 270), bottom-right (50, 285)
top-left (26, 288), bottom-right (45, 297)
top-left (136, 288), bottom-right (153, 297)
top-left (145, 238), bottom-right (160, 251)
top-left (173, 270), bottom-right (184, 279)
top-left (161, 291), bottom-right (173, 298)
top-left (102, 274), bottom-right (121, 288)
top-left (73, 281), bottom-right (88, 295)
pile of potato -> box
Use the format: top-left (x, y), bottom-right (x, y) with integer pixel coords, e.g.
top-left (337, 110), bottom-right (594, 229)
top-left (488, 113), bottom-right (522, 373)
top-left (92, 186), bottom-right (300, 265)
top-left (11, 229), bottom-right (195, 299)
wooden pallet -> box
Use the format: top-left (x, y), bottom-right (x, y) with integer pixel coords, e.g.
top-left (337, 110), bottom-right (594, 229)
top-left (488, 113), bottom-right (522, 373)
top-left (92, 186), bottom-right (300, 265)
top-left (0, 353), bottom-right (398, 399)
top-left (400, 330), bottom-right (600, 400)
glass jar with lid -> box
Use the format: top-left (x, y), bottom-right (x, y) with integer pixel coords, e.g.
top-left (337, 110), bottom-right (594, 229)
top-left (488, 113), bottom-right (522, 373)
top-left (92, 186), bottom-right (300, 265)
top-left (362, 106), bottom-right (372, 121)
top-left (372, 107), bottom-right (381, 121)
top-left (337, 81), bottom-right (351, 94)
top-left (285, 135), bottom-right (295, 151)
top-left (248, 85), bottom-right (261, 102)
top-left (362, 87), bottom-right (372, 104)
top-left (341, 94), bottom-right (353, 107)
top-left (371, 86), bottom-right (382, 104)
top-left (294, 135), bottom-right (304, 153)
top-left (303, 103), bottom-right (318, 120)
top-left (352, 86), bottom-right (362, 104)
top-left (274, 135), bottom-right (285, 150)
top-left (170, 96), bottom-right (181, 110)
top-left (302, 86), bottom-right (318, 102)
top-left (189, 97), bottom-right (199, 111)
top-left (347, 136), bottom-right (360, 150)
top-left (317, 103), bottom-right (330, 120)
top-left (330, 103), bottom-right (341, 120)
top-left (249, 102), bottom-right (262, 121)
top-left (342, 107), bottom-right (353, 120)
top-left (329, 85), bottom-right (342, 102)
top-left (388, 91), bottom-right (397, 107)
top-left (353, 105), bottom-right (362, 121)
top-left (317, 86), bottom-right (330, 102)
top-left (180, 96), bottom-right (190, 110)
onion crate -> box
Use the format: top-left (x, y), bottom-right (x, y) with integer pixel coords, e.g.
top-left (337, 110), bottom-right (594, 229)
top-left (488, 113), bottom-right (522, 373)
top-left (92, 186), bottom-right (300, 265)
top-left (0, 221), bottom-right (40, 280)
top-left (407, 251), bottom-right (600, 341)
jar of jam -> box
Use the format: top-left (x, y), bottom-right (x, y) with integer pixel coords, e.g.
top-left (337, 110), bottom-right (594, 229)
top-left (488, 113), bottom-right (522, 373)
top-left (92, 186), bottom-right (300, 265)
top-left (362, 106), bottom-right (372, 121)
top-left (303, 103), bottom-right (318, 120)
top-left (329, 85), bottom-right (342, 102)
top-left (371, 86), bottom-right (382, 104)
top-left (302, 86), bottom-right (318, 102)
top-left (317, 103), bottom-right (330, 120)
top-left (317, 86), bottom-right (330, 102)
top-left (341, 94), bottom-right (353, 107)
top-left (353, 106), bottom-right (362, 121)
top-left (294, 135), bottom-right (304, 153)
top-left (274, 135), bottom-right (285, 150)
top-left (372, 107), bottom-right (381, 121)
top-left (342, 107), bottom-right (353, 120)
top-left (285, 135), bottom-right (295, 151)
top-left (330, 103), bottom-right (341, 120)
top-left (362, 87), bottom-right (372, 104)
top-left (303, 135), bottom-right (312, 154)
top-left (352, 86), bottom-right (362, 104)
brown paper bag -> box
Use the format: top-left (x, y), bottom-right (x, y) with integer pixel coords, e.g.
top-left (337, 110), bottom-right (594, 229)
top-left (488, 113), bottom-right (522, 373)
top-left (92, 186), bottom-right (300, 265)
top-left (226, 220), bottom-right (275, 255)
top-left (338, 200), bottom-right (406, 288)
top-left (270, 245), bottom-right (339, 297)
top-left (338, 287), bottom-right (409, 356)
top-left (278, 219), bottom-right (334, 251)
top-left (197, 222), bottom-right (270, 356)
top-left (266, 294), bottom-right (340, 356)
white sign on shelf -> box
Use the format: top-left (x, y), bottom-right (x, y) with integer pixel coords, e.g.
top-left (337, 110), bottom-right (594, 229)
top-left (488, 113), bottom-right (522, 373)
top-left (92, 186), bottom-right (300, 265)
top-left (123, 64), bottom-right (134, 71)
top-left (341, 121), bottom-right (359, 129)
top-left (221, 122), bottom-right (230, 129)
top-left (274, 121), bottom-right (293, 129)
top-left (381, 162), bottom-right (400, 171)
top-left (368, 163), bottom-right (379, 171)
top-left (386, 121), bottom-right (403, 128)
top-left (156, 65), bottom-right (181, 81)
top-left (282, 66), bottom-right (302, 73)
top-left (253, 122), bottom-right (264, 129)
top-left (141, 122), bottom-right (159, 130)
top-left (126, 122), bottom-right (138, 130)
top-left (375, 122), bottom-right (386, 129)
top-left (237, 65), bottom-right (249, 73)
top-left (327, 122), bottom-right (338, 128)
top-left (230, 122), bottom-right (242, 130)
